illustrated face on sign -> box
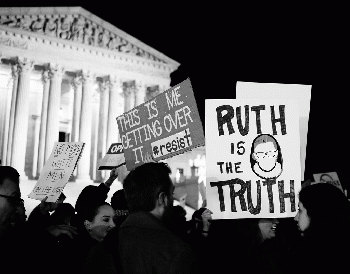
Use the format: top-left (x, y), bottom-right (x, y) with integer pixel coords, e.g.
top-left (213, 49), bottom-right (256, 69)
top-left (320, 174), bottom-right (333, 182)
top-left (251, 134), bottom-right (282, 179)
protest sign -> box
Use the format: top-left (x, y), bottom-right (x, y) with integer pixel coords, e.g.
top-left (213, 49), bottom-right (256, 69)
top-left (117, 78), bottom-right (205, 171)
top-left (28, 142), bottom-right (84, 202)
top-left (236, 81), bottom-right (311, 181)
top-left (98, 143), bottom-right (125, 170)
top-left (206, 99), bottom-right (301, 219)
top-left (312, 171), bottom-right (343, 192)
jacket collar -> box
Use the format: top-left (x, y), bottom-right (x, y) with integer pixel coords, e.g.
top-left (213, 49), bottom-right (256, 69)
top-left (120, 211), bottom-right (168, 232)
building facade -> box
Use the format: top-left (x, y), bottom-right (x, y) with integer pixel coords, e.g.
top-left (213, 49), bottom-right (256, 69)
top-left (0, 6), bottom-right (180, 180)
top-left (0, 7), bottom-right (206, 209)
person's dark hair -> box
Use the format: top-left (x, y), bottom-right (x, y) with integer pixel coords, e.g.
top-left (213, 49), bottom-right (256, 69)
top-left (111, 189), bottom-right (128, 210)
top-left (172, 205), bottom-right (186, 219)
top-left (123, 162), bottom-right (172, 213)
top-left (299, 183), bottom-right (350, 239)
top-left (50, 203), bottom-right (75, 225)
top-left (242, 218), bottom-right (263, 246)
top-left (75, 185), bottom-right (105, 214)
top-left (0, 166), bottom-right (20, 186)
top-left (80, 201), bottom-right (111, 223)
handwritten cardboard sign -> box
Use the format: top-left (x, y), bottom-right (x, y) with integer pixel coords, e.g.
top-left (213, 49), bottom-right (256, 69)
top-left (312, 171), bottom-right (343, 192)
top-left (236, 81), bottom-right (311, 181)
top-left (98, 143), bottom-right (125, 170)
top-left (117, 78), bottom-right (205, 171)
top-left (206, 99), bottom-right (301, 219)
top-left (28, 142), bottom-right (84, 202)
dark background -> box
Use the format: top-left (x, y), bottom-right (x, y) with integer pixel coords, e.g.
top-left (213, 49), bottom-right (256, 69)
top-left (2, 4), bottom-right (348, 190)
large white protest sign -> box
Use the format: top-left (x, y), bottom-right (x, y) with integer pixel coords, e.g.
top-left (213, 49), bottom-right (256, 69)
top-left (28, 142), bottom-right (84, 202)
top-left (312, 171), bottom-right (343, 192)
top-left (206, 99), bottom-right (301, 219)
top-left (236, 81), bottom-right (311, 181)
top-left (117, 78), bottom-right (205, 171)
top-left (98, 143), bottom-right (125, 170)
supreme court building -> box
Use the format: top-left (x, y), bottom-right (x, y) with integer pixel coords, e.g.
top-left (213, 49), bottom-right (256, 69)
top-left (0, 7), bottom-right (206, 207)
top-left (0, 6), bottom-right (179, 179)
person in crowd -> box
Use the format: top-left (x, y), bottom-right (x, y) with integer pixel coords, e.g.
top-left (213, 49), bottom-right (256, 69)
top-left (0, 166), bottom-right (34, 273)
top-left (257, 218), bottom-right (279, 241)
top-left (167, 205), bottom-right (189, 242)
top-left (294, 183), bottom-right (350, 273)
top-left (188, 207), bottom-right (213, 239)
top-left (26, 193), bottom-right (78, 241)
top-left (182, 207), bottom-right (212, 274)
top-left (204, 215), bottom-right (293, 274)
top-left (83, 189), bottom-right (129, 274)
top-left (73, 200), bottom-right (116, 272)
top-left (87, 162), bottom-right (199, 274)
top-left (72, 167), bottom-right (118, 227)
top-left (110, 188), bottom-right (129, 228)
top-left (27, 191), bottom-right (66, 229)
top-left (44, 202), bottom-right (78, 274)
top-left (50, 202), bottom-right (76, 226)
top-left (0, 166), bottom-right (75, 273)
top-left (0, 166), bottom-right (26, 238)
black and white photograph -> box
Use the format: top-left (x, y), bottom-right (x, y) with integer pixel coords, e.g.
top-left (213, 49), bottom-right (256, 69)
top-left (1, 3), bottom-right (349, 274)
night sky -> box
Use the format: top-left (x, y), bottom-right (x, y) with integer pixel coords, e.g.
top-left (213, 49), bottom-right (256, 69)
top-left (1, 4), bottom-right (348, 187)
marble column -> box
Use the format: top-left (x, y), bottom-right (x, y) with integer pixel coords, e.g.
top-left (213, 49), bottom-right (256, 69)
top-left (0, 68), bottom-right (14, 165)
top-left (90, 90), bottom-right (100, 181)
top-left (106, 76), bottom-right (121, 148)
top-left (76, 70), bottom-right (94, 182)
top-left (70, 75), bottom-right (82, 142)
top-left (134, 80), bottom-right (146, 106)
top-left (124, 85), bottom-right (134, 112)
top-left (96, 77), bottom-right (109, 181)
top-left (11, 58), bottom-right (34, 179)
top-left (161, 84), bottom-right (170, 93)
top-left (36, 69), bottom-right (50, 177)
top-left (31, 115), bottom-right (41, 178)
top-left (44, 64), bottom-right (64, 162)
top-left (5, 65), bottom-right (19, 165)
top-left (69, 75), bottom-right (82, 178)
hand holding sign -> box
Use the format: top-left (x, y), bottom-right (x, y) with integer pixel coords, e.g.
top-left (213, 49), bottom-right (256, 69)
top-left (104, 167), bottom-right (119, 188)
top-left (201, 208), bottom-right (213, 228)
top-left (29, 142), bottom-right (84, 203)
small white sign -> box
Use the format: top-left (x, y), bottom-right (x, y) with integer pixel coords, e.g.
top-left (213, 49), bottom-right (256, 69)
top-left (28, 142), bottom-right (84, 202)
top-left (312, 172), bottom-right (343, 192)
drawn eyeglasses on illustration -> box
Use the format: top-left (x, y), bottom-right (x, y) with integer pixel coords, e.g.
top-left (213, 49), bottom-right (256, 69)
top-left (253, 150), bottom-right (278, 159)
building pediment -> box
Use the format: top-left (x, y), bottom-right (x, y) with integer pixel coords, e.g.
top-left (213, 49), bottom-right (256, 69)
top-left (0, 7), bottom-right (179, 68)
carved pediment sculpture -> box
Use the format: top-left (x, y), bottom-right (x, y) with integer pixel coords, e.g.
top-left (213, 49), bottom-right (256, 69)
top-left (0, 8), bottom-right (172, 65)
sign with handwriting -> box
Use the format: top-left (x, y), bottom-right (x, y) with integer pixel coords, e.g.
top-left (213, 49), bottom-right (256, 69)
top-left (28, 142), bottom-right (84, 202)
top-left (117, 78), bottom-right (205, 171)
top-left (206, 99), bottom-right (301, 219)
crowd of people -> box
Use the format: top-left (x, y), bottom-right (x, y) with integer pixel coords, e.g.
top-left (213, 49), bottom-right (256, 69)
top-left (1, 162), bottom-right (350, 274)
